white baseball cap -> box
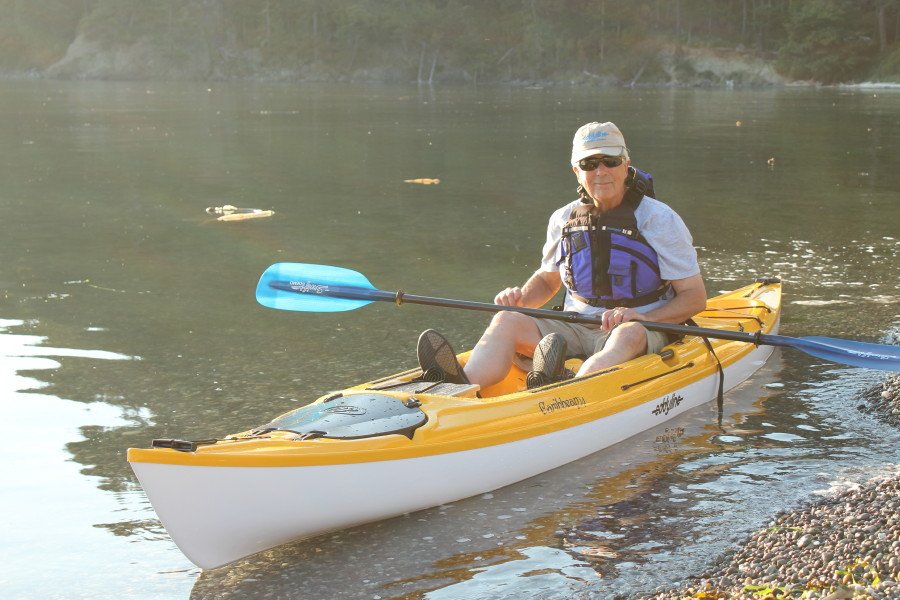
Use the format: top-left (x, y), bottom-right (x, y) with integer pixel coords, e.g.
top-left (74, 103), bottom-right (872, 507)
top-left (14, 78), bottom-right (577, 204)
top-left (571, 122), bottom-right (628, 164)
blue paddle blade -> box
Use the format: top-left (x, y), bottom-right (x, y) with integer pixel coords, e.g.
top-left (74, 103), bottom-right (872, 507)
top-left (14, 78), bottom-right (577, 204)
top-left (256, 263), bottom-right (377, 312)
top-left (793, 335), bottom-right (900, 371)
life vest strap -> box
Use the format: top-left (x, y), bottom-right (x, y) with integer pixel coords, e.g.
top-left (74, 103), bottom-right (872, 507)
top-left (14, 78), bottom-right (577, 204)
top-left (571, 284), bottom-right (672, 309)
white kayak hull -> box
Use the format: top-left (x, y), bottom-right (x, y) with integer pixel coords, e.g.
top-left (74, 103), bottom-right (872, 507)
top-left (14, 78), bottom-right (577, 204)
top-left (131, 342), bottom-right (773, 569)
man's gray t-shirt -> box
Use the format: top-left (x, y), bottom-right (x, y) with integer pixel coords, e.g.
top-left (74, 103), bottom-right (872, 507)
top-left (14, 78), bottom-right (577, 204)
top-left (540, 196), bottom-right (700, 316)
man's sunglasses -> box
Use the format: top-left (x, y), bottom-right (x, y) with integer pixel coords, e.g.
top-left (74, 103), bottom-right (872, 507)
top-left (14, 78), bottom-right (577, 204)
top-left (578, 155), bottom-right (625, 171)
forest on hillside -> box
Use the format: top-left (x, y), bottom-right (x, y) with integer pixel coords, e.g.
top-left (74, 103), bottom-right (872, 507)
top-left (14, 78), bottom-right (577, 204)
top-left (2, 0), bottom-right (899, 85)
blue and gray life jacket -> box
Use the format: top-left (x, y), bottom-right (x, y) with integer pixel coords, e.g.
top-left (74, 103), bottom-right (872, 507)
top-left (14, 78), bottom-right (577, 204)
top-left (560, 167), bottom-right (672, 309)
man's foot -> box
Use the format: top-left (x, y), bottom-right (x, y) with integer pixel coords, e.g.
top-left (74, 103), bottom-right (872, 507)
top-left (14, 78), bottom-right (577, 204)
top-left (417, 329), bottom-right (470, 384)
top-left (526, 333), bottom-right (568, 389)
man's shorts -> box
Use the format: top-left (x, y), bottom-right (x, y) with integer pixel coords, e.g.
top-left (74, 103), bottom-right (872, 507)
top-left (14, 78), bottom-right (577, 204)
top-left (514, 317), bottom-right (670, 370)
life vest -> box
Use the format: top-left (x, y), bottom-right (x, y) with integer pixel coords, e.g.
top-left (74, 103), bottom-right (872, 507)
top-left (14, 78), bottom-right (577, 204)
top-left (560, 167), bottom-right (671, 309)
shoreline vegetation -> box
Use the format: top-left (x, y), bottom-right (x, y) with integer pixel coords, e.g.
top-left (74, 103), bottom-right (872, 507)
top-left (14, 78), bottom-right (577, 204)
top-left (2, 1), bottom-right (899, 87)
top-left (642, 375), bottom-right (900, 600)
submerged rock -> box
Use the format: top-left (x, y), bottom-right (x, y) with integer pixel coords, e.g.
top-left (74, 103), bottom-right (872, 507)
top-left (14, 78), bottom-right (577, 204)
top-left (857, 374), bottom-right (900, 428)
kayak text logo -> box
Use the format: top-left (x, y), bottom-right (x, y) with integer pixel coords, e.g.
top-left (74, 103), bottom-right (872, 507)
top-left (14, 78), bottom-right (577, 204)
top-left (324, 405), bottom-right (367, 416)
top-left (538, 396), bottom-right (586, 414)
top-left (290, 281), bottom-right (328, 294)
top-left (651, 393), bottom-right (684, 416)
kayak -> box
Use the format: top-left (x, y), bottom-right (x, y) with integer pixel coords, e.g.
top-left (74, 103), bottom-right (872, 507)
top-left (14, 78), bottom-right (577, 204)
top-left (128, 279), bottom-right (781, 569)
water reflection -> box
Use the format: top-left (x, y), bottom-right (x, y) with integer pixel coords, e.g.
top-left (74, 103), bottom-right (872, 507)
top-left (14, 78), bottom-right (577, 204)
top-left (0, 319), bottom-right (196, 598)
top-left (421, 546), bottom-right (600, 599)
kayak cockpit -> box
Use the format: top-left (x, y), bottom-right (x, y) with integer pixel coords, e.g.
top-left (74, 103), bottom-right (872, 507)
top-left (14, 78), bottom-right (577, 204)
top-left (352, 279), bottom-right (781, 400)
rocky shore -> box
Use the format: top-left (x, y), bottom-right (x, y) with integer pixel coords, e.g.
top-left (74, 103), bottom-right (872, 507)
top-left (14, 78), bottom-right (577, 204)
top-left (642, 375), bottom-right (900, 600)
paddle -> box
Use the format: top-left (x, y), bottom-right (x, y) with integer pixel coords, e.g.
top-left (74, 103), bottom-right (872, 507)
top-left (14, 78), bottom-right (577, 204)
top-left (256, 263), bottom-right (900, 372)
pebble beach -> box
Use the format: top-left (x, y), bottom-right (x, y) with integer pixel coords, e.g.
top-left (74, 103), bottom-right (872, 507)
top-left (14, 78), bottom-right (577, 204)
top-left (641, 374), bottom-right (900, 600)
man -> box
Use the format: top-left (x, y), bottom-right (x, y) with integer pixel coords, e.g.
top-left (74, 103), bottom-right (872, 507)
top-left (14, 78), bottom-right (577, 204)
top-left (417, 121), bottom-right (707, 390)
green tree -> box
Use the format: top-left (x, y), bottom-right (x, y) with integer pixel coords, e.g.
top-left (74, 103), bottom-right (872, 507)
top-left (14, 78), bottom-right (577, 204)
top-left (777, 0), bottom-right (879, 83)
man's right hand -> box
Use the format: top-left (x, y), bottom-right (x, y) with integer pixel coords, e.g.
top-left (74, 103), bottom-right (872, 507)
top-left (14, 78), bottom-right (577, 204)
top-left (494, 287), bottom-right (524, 306)
top-left (494, 271), bottom-right (563, 309)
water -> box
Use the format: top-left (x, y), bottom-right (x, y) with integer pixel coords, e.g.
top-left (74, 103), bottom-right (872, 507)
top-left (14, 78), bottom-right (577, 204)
top-left (1, 81), bottom-right (898, 599)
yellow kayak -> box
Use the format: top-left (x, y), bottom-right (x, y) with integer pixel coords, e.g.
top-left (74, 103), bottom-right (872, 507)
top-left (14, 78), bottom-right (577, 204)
top-left (128, 279), bottom-right (781, 569)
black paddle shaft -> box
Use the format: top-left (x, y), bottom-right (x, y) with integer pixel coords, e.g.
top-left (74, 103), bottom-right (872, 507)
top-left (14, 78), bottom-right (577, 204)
top-left (269, 280), bottom-right (770, 346)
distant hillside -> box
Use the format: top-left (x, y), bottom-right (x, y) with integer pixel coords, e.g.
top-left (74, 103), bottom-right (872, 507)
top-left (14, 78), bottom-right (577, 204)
top-left (2, 0), bottom-right (898, 86)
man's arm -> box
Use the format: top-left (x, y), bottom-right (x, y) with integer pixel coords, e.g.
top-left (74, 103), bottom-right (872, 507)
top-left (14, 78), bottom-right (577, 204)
top-left (602, 273), bottom-right (707, 331)
top-left (494, 270), bottom-right (562, 308)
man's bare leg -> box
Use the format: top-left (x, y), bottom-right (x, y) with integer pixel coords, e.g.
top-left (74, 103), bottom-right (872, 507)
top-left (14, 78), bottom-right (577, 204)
top-left (463, 311), bottom-right (543, 388)
top-left (577, 322), bottom-right (648, 376)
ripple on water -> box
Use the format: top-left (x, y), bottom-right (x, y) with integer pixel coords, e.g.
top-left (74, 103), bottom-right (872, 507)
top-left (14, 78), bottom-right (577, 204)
top-left (761, 432), bottom-right (807, 442)
top-left (792, 299), bottom-right (852, 306)
top-left (422, 546), bottom-right (599, 600)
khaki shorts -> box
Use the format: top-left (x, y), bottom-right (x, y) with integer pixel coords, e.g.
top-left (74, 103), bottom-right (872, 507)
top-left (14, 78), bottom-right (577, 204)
top-left (514, 318), bottom-right (671, 370)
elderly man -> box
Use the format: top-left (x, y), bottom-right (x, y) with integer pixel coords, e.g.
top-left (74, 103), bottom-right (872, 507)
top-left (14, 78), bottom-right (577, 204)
top-left (417, 122), bottom-right (707, 390)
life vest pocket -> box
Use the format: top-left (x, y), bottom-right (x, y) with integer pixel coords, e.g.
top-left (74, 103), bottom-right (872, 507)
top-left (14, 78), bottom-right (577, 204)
top-left (570, 230), bottom-right (589, 253)
top-left (607, 263), bottom-right (635, 299)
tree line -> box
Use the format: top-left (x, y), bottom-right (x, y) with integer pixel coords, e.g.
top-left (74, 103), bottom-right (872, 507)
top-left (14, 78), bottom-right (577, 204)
top-left (1, 0), bottom-right (898, 84)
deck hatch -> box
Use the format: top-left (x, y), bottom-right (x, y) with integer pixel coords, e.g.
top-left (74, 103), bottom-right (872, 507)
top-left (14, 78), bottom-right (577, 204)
top-left (261, 393), bottom-right (427, 440)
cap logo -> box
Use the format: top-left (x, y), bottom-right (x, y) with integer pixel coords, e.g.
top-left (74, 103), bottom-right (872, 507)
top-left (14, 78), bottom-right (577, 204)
top-left (583, 131), bottom-right (609, 142)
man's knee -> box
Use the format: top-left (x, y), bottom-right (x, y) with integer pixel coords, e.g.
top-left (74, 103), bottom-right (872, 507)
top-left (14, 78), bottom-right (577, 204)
top-left (608, 322), bottom-right (648, 353)
top-left (488, 310), bottom-right (532, 332)
top-left (483, 311), bottom-right (542, 353)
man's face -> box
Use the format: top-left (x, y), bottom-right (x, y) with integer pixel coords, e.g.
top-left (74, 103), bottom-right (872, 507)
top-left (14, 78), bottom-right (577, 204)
top-left (573, 154), bottom-right (630, 210)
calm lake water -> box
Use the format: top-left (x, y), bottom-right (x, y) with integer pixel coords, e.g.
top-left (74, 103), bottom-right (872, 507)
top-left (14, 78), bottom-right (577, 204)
top-left (1, 81), bottom-right (898, 599)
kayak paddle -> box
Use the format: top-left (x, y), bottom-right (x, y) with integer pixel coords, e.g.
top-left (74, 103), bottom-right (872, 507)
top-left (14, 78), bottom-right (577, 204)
top-left (256, 263), bottom-right (900, 372)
